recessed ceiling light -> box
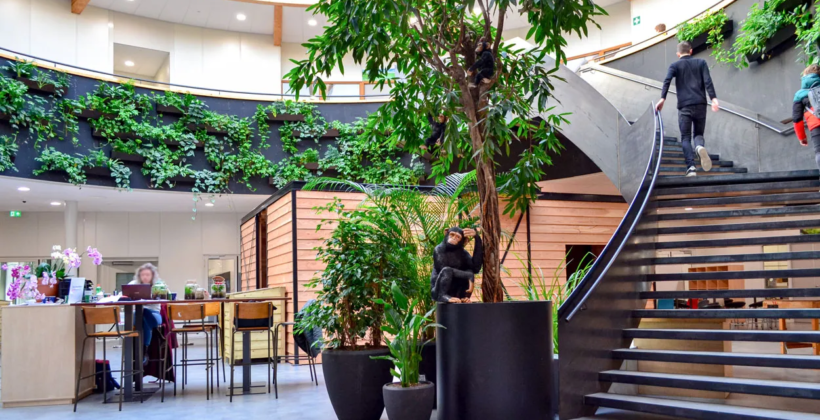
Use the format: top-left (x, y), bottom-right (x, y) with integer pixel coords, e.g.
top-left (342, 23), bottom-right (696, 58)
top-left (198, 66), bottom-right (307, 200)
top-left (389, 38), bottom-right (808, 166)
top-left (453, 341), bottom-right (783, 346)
top-left (108, 22), bottom-right (114, 28)
top-left (308, 19), bottom-right (317, 26)
top-left (50, 202), bottom-right (63, 206)
top-left (205, 203), bottom-right (214, 207)
top-left (473, 6), bottom-right (482, 15)
top-left (17, 186), bottom-right (30, 192)
top-left (236, 13), bottom-right (247, 21)
top-left (124, 60), bottom-right (135, 67)
top-left (409, 16), bottom-right (418, 25)
top-left (684, 207), bottom-right (694, 211)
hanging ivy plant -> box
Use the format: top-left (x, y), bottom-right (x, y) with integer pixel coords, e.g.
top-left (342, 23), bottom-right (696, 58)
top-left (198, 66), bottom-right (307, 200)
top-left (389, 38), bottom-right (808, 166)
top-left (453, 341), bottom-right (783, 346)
top-left (33, 147), bottom-right (88, 185)
top-left (677, 9), bottom-right (731, 60)
top-left (0, 135), bottom-right (18, 172)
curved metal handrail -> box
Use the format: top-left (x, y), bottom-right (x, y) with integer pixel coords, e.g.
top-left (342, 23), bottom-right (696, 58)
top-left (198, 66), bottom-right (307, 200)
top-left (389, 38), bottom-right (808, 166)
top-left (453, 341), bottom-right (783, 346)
top-left (559, 103), bottom-right (664, 322)
top-left (0, 46), bottom-right (391, 100)
top-left (582, 65), bottom-right (794, 136)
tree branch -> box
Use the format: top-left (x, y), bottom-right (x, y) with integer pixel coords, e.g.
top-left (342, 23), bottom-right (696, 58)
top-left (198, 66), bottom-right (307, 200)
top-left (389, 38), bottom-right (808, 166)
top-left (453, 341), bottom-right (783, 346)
top-left (492, 5), bottom-right (507, 56)
top-left (477, 0), bottom-right (492, 41)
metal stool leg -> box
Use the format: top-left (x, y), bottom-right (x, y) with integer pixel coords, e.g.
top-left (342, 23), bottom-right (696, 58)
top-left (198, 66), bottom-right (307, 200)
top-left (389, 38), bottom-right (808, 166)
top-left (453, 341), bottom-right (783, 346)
top-left (101, 338), bottom-right (107, 403)
top-left (73, 337), bottom-right (88, 412)
top-left (119, 341), bottom-right (126, 412)
top-left (273, 324), bottom-right (279, 398)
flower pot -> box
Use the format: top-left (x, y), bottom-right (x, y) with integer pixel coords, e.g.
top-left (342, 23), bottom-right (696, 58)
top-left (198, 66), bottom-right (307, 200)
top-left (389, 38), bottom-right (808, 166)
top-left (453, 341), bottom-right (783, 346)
top-left (110, 150), bottom-right (145, 163)
top-left (302, 162), bottom-right (320, 171)
top-left (156, 104), bottom-right (185, 115)
top-left (688, 20), bottom-right (734, 55)
top-left (37, 281), bottom-right (59, 298)
top-left (267, 112), bottom-right (305, 122)
top-left (383, 382), bottom-right (435, 420)
top-left (15, 76), bottom-right (62, 95)
top-left (745, 24), bottom-right (797, 64)
top-left (437, 301), bottom-right (554, 420)
top-left (322, 347), bottom-right (393, 420)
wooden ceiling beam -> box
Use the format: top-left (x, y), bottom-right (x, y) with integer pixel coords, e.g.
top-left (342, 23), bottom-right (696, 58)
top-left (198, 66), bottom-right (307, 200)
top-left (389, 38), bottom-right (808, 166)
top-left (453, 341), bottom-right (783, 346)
top-left (71, 0), bottom-right (91, 15)
top-left (273, 5), bottom-right (283, 46)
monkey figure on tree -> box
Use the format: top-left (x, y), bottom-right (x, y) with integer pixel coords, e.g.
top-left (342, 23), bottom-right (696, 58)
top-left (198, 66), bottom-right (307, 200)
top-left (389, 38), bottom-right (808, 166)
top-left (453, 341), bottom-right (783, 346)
top-left (431, 227), bottom-right (483, 304)
top-left (466, 38), bottom-right (495, 88)
top-left (421, 113), bottom-right (447, 151)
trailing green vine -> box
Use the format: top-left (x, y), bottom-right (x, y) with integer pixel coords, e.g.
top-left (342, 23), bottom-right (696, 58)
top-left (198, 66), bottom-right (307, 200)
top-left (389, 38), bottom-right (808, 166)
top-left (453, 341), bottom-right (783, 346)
top-left (0, 135), bottom-right (18, 172)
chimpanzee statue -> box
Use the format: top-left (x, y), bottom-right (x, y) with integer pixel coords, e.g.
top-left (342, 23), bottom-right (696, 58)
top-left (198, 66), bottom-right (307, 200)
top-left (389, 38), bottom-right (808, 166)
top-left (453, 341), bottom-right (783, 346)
top-left (430, 227), bottom-right (483, 303)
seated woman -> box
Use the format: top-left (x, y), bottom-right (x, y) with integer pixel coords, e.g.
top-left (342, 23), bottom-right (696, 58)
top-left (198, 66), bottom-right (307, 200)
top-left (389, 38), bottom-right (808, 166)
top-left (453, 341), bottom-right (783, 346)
top-left (129, 263), bottom-right (166, 361)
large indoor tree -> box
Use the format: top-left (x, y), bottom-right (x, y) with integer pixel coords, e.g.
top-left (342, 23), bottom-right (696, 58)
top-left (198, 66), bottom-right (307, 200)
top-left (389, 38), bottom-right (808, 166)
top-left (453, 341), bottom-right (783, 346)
top-left (286, 0), bottom-right (604, 302)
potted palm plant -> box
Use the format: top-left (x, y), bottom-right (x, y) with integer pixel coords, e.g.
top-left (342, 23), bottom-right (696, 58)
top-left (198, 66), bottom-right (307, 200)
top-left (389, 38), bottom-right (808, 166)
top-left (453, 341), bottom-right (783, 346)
top-left (373, 282), bottom-right (440, 420)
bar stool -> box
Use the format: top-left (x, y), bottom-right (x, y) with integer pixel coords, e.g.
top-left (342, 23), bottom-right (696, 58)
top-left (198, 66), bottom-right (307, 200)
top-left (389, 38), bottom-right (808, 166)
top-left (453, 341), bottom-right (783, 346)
top-left (74, 306), bottom-right (143, 412)
top-left (203, 301), bottom-right (226, 388)
top-left (228, 301), bottom-right (274, 402)
top-left (160, 304), bottom-right (215, 401)
top-left (273, 321), bottom-right (319, 398)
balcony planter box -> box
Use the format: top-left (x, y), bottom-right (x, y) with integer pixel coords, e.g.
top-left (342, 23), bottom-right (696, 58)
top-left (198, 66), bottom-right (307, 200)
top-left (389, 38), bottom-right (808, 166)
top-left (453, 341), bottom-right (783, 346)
top-left (110, 150), bottom-right (145, 163)
top-left (85, 166), bottom-right (111, 177)
top-left (301, 162), bottom-right (320, 171)
top-left (292, 128), bottom-right (341, 138)
top-left (163, 138), bottom-right (204, 148)
top-left (0, 113), bottom-right (9, 122)
top-left (15, 76), bottom-right (64, 95)
top-left (689, 20), bottom-right (734, 54)
top-left (75, 109), bottom-right (108, 119)
top-left (771, 0), bottom-right (811, 12)
top-left (746, 24), bottom-right (797, 64)
top-left (156, 104), bottom-right (185, 115)
top-left (92, 130), bottom-right (140, 141)
top-left (186, 122), bottom-right (227, 135)
top-left (437, 301), bottom-right (554, 420)
top-left (267, 112), bottom-right (305, 122)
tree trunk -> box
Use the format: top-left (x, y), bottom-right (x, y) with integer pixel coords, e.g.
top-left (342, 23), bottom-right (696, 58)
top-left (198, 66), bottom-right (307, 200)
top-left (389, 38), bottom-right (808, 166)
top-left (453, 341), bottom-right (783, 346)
top-left (469, 125), bottom-right (503, 303)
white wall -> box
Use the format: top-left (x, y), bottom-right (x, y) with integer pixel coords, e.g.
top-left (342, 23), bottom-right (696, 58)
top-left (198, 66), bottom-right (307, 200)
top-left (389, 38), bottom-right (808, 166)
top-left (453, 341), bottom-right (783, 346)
top-left (0, 0), bottom-right (281, 94)
top-left (629, 0), bottom-right (717, 42)
top-left (0, 211), bottom-right (241, 294)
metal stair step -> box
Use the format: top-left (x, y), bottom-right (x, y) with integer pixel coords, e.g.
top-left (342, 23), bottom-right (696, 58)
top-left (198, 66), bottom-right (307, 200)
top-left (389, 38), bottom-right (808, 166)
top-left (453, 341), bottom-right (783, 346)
top-left (646, 268), bottom-right (820, 282)
top-left (659, 167), bottom-right (746, 174)
top-left (633, 309), bottom-right (820, 319)
top-left (649, 219), bottom-right (820, 235)
top-left (612, 348), bottom-right (820, 369)
top-left (661, 159), bottom-right (734, 167)
top-left (651, 251), bottom-right (820, 265)
top-left (624, 328), bottom-right (820, 342)
top-left (599, 370), bottom-right (820, 399)
top-left (655, 179), bottom-right (820, 197)
top-left (585, 393), bottom-right (820, 420)
top-left (655, 234), bottom-right (820, 250)
top-left (644, 205), bottom-right (820, 222)
top-left (655, 169), bottom-right (820, 187)
top-left (664, 152), bottom-right (720, 160)
top-left (657, 191), bottom-right (820, 208)
top-left (640, 287), bottom-right (820, 300)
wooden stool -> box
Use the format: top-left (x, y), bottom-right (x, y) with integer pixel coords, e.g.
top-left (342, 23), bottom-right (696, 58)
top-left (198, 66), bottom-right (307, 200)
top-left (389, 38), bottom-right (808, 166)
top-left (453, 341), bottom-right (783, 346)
top-left (229, 301), bottom-right (275, 402)
top-left (161, 304), bottom-right (216, 401)
top-left (74, 306), bottom-right (143, 412)
top-left (203, 301), bottom-right (226, 388)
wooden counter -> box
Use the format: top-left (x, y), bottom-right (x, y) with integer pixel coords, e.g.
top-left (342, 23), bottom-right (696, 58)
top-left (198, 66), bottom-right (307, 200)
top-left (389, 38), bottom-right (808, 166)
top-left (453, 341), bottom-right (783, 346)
top-left (635, 318), bottom-right (731, 399)
top-left (1, 305), bottom-right (95, 407)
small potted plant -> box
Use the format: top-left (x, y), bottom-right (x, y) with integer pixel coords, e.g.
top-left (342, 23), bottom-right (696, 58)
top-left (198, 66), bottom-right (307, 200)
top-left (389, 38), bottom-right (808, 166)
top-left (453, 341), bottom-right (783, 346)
top-left (373, 282), bottom-right (440, 420)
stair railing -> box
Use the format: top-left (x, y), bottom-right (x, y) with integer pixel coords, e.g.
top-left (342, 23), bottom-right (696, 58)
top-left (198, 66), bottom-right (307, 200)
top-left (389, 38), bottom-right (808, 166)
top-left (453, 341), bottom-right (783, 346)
top-left (556, 104), bottom-right (664, 419)
top-left (560, 104), bottom-right (664, 322)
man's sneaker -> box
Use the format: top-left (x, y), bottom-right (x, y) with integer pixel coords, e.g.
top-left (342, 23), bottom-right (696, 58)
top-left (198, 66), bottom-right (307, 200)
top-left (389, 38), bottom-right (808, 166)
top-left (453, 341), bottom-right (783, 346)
top-left (685, 166), bottom-right (697, 177)
top-left (696, 146), bottom-right (712, 172)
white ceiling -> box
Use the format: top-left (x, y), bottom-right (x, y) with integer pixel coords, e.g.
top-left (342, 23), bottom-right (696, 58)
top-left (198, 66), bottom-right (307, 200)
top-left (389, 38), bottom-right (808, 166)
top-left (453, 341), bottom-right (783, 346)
top-left (113, 43), bottom-right (169, 77)
top-left (503, 0), bottom-right (626, 29)
top-left (0, 176), bottom-right (267, 214)
top-left (282, 6), bottom-right (329, 43)
top-left (89, 0), bottom-right (276, 35)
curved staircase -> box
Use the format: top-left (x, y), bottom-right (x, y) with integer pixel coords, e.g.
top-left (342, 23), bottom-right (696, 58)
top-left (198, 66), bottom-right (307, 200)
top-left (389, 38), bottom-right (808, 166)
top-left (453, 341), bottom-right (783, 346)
top-left (563, 126), bottom-right (820, 419)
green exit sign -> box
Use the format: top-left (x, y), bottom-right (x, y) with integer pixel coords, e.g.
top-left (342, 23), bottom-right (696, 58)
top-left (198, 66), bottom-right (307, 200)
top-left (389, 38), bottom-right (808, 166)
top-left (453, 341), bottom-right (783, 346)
top-left (633, 16), bottom-right (641, 26)
top-left (9, 211), bottom-right (21, 218)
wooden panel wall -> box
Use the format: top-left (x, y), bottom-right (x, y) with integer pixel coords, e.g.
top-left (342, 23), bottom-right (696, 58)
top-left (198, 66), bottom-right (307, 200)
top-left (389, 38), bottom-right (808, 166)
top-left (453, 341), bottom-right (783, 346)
top-left (239, 218), bottom-right (257, 292)
top-left (266, 193), bottom-right (295, 356)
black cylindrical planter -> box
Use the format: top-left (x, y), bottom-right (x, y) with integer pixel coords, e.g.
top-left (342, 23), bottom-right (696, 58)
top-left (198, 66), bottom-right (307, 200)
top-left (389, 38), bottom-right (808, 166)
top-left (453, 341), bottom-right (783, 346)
top-left (437, 301), bottom-right (553, 420)
top-left (322, 348), bottom-right (393, 420)
top-left (419, 342), bottom-right (437, 408)
top-left (383, 381), bottom-right (436, 420)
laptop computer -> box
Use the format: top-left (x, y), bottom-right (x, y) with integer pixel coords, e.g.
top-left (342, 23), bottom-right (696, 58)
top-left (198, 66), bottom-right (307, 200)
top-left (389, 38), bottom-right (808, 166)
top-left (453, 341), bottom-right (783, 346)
top-left (122, 284), bottom-right (152, 300)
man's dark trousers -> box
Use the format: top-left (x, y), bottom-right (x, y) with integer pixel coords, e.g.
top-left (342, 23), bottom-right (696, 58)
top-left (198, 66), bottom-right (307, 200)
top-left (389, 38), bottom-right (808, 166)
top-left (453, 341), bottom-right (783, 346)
top-left (679, 104), bottom-right (707, 168)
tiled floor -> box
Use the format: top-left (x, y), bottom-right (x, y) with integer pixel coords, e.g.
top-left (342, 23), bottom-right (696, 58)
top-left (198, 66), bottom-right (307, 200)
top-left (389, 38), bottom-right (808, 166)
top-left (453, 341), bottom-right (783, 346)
top-left (0, 335), bottom-right (435, 420)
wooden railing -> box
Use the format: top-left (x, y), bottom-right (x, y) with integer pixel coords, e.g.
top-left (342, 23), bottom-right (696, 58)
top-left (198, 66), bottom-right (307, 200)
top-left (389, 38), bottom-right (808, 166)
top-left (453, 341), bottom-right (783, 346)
top-left (564, 42), bottom-right (633, 63)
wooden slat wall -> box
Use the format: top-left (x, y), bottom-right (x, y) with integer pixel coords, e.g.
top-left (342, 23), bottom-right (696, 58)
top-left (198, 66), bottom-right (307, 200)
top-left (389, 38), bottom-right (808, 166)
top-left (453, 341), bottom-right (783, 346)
top-left (266, 194), bottom-right (295, 357)
top-left (240, 218), bottom-right (257, 292)
top-left (525, 199), bottom-right (627, 293)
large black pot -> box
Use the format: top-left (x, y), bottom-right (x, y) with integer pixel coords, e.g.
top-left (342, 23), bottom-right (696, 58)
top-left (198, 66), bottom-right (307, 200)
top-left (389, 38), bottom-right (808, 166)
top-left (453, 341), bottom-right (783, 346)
top-left (322, 348), bottom-right (393, 420)
top-left (419, 342), bottom-right (437, 408)
top-left (383, 381), bottom-right (435, 420)
top-left (437, 301), bottom-right (553, 420)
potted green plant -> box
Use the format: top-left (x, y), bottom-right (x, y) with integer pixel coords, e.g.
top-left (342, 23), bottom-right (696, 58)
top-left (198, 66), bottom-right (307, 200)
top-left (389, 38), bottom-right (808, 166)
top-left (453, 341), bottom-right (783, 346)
top-left (676, 9), bottom-right (733, 58)
top-left (298, 200), bottom-right (397, 420)
top-left (373, 282), bottom-right (440, 420)
top-left (298, 148), bottom-right (320, 170)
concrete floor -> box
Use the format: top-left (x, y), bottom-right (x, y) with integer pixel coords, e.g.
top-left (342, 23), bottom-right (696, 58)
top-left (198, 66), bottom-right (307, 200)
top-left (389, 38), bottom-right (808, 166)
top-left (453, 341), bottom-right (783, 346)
top-left (0, 334), bottom-right (436, 420)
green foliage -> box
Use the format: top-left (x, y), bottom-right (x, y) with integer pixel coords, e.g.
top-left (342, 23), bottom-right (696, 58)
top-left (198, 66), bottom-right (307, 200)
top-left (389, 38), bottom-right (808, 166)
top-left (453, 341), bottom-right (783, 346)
top-left (371, 282), bottom-right (441, 387)
top-left (729, 0), bottom-right (791, 67)
top-left (33, 147), bottom-right (88, 186)
top-left (516, 251), bottom-right (596, 354)
top-left (0, 135), bottom-right (18, 172)
top-left (677, 9), bottom-right (730, 61)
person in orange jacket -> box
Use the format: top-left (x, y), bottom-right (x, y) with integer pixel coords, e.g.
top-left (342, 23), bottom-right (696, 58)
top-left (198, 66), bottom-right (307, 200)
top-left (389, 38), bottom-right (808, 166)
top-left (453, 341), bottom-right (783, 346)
top-left (792, 64), bottom-right (820, 170)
